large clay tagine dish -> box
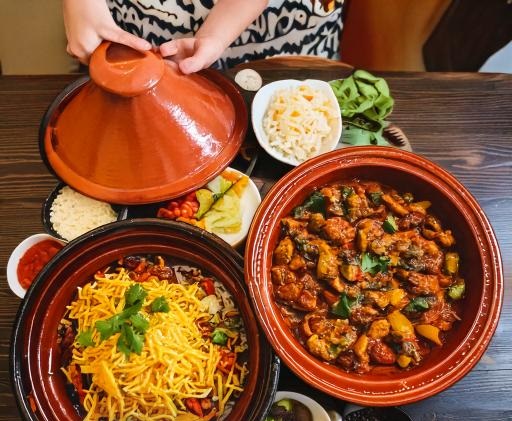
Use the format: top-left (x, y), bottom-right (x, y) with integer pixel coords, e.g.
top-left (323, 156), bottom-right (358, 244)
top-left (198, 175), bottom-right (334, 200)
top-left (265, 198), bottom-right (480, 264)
top-left (11, 219), bottom-right (279, 421)
top-left (40, 42), bottom-right (247, 204)
top-left (245, 146), bottom-right (503, 406)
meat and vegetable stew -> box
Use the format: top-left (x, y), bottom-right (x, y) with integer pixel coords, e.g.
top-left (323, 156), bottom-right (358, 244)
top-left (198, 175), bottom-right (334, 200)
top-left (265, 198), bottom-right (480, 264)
top-left (271, 180), bottom-right (465, 373)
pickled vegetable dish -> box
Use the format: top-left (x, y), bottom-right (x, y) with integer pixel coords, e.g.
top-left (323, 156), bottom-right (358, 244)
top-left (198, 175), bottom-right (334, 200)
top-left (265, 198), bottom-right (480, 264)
top-left (271, 180), bottom-right (464, 373)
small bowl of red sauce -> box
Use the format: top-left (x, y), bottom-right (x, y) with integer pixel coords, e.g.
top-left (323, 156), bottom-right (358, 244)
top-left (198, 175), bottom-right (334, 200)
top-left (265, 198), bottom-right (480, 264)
top-left (7, 233), bottom-right (65, 298)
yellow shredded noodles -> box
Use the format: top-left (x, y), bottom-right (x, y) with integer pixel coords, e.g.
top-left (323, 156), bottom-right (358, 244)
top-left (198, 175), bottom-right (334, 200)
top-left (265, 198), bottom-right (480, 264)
top-left (63, 268), bottom-right (246, 421)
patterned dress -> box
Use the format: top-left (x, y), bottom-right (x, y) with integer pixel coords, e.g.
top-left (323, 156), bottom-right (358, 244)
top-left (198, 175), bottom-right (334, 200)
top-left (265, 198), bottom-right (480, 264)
top-left (107, 0), bottom-right (344, 69)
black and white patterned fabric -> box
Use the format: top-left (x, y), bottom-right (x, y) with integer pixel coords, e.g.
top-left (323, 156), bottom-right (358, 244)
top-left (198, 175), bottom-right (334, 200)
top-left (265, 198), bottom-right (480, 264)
top-left (107, 0), bottom-right (344, 69)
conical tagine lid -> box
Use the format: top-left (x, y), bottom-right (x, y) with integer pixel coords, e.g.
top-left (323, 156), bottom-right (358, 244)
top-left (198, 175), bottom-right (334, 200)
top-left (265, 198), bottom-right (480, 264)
top-left (41, 42), bottom-right (247, 204)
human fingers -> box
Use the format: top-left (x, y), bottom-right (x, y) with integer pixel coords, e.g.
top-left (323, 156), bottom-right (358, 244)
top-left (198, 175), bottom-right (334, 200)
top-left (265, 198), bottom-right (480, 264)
top-left (66, 40), bottom-right (100, 65)
top-left (178, 39), bottom-right (218, 74)
top-left (159, 40), bottom-right (180, 57)
top-left (103, 27), bottom-right (152, 52)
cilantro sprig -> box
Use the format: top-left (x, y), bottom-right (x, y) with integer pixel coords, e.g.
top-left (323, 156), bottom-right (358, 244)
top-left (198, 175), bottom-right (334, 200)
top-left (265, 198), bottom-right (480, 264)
top-left (361, 252), bottom-right (390, 275)
top-left (83, 284), bottom-right (151, 357)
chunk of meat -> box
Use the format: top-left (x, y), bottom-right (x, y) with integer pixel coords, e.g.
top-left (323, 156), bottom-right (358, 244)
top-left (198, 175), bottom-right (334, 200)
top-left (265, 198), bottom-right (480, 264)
top-left (322, 217), bottom-right (356, 246)
top-left (368, 340), bottom-right (396, 365)
top-left (274, 273), bottom-right (319, 311)
top-left (315, 240), bottom-right (344, 292)
top-left (289, 253), bottom-right (307, 271)
top-left (397, 270), bottom-right (441, 295)
top-left (364, 291), bottom-right (390, 309)
top-left (350, 305), bottom-right (380, 326)
top-left (321, 186), bottom-right (344, 216)
top-left (308, 213), bottom-right (326, 233)
top-left (273, 237), bottom-right (294, 265)
top-left (356, 219), bottom-right (384, 252)
top-left (421, 292), bottom-right (460, 331)
top-left (397, 211), bottom-right (425, 230)
top-left (381, 193), bottom-right (409, 216)
top-left (304, 314), bottom-right (358, 361)
top-left (281, 217), bottom-right (308, 237)
top-left (271, 265), bottom-right (296, 285)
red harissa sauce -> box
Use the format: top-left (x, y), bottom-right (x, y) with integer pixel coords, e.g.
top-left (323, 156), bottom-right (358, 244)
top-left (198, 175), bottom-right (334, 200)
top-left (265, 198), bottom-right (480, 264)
top-left (17, 239), bottom-right (63, 289)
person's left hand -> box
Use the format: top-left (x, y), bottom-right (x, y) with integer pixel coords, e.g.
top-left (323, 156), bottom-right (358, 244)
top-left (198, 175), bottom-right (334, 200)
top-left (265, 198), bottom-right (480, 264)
top-left (159, 37), bottom-right (225, 74)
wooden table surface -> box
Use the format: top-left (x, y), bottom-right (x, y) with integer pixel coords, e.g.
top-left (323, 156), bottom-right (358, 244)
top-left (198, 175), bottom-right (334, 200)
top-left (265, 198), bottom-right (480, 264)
top-left (0, 67), bottom-right (511, 421)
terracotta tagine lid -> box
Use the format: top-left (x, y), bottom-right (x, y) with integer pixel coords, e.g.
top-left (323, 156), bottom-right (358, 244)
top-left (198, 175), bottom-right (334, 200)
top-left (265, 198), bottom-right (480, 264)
top-left (41, 42), bottom-right (247, 204)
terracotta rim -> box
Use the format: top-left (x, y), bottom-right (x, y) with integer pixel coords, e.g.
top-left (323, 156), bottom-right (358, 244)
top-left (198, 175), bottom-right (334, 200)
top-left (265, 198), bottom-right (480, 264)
top-left (12, 219), bottom-right (279, 420)
top-left (244, 146), bottom-right (503, 406)
top-left (39, 70), bottom-right (247, 205)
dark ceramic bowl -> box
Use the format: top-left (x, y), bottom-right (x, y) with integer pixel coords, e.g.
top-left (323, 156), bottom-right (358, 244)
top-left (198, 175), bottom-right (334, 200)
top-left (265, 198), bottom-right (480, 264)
top-left (12, 219), bottom-right (279, 421)
top-left (41, 182), bottom-right (128, 241)
top-left (245, 146), bottom-right (503, 406)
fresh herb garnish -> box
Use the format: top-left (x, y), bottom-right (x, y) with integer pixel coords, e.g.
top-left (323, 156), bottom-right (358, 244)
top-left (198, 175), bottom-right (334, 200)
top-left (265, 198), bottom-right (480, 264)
top-left (383, 214), bottom-right (398, 233)
top-left (404, 296), bottom-right (430, 312)
top-left (369, 192), bottom-right (383, 205)
top-left (361, 253), bottom-right (390, 275)
top-left (76, 329), bottom-right (95, 347)
top-left (93, 283), bottom-right (150, 356)
top-left (125, 283), bottom-right (147, 307)
top-left (293, 191), bottom-right (326, 218)
top-left (150, 296), bottom-right (170, 313)
top-left (95, 314), bottom-right (124, 340)
top-left (117, 324), bottom-right (144, 357)
top-left (130, 313), bottom-right (150, 332)
top-left (211, 328), bottom-right (228, 345)
top-left (331, 293), bottom-right (361, 318)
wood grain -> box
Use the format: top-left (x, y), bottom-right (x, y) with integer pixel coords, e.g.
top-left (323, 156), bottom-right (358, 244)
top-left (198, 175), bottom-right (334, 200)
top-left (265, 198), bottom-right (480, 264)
top-left (1, 69), bottom-right (511, 420)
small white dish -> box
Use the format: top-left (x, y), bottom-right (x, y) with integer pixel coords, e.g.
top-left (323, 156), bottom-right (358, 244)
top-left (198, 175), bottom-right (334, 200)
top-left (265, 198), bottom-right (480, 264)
top-left (252, 79), bottom-right (342, 166)
top-left (269, 391), bottom-right (331, 421)
top-left (7, 233), bottom-right (66, 298)
top-left (214, 168), bottom-right (261, 248)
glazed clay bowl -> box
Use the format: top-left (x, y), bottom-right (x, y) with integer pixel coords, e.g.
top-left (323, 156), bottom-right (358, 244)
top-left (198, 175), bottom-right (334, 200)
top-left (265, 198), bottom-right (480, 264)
top-left (11, 220), bottom-right (279, 421)
top-left (245, 146), bottom-right (503, 406)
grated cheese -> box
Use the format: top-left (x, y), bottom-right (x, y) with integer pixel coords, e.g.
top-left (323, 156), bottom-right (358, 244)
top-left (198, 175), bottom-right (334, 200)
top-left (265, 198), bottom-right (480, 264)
top-left (263, 84), bottom-right (338, 162)
top-left (63, 269), bottom-right (245, 420)
top-left (50, 186), bottom-right (117, 241)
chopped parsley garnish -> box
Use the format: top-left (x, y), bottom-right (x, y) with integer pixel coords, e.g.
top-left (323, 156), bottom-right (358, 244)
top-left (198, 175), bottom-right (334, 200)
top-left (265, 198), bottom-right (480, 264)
top-left (150, 296), bottom-right (170, 313)
top-left (93, 283), bottom-right (150, 356)
top-left (293, 191), bottom-right (326, 218)
top-left (404, 296), bottom-right (430, 312)
top-left (76, 329), bottom-right (95, 347)
top-left (361, 253), bottom-right (390, 275)
top-left (383, 214), bottom-right (398, 233)
top-left (331, 293), bottom-right (362, 319)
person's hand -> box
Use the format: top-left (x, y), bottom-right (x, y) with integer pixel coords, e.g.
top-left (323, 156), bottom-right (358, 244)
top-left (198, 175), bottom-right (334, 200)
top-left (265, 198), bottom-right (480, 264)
top-left (62, 0), bottom-right (151, 64)
top-left (159, 37), bottom-right (225, 74)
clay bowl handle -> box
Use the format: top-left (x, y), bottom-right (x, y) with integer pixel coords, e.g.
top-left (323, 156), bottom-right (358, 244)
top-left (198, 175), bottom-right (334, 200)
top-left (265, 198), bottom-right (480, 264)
top-left (89, 41), bottom-right (164, 97)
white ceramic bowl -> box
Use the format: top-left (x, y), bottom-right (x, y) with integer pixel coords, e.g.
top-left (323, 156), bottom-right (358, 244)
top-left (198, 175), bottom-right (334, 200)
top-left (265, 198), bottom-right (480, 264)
top-left (271, 391), bottom-right (331, 421)
top-left (252, 79), bottom-right (342, 166)
top-left (6, 233), bottom-right (66, 298)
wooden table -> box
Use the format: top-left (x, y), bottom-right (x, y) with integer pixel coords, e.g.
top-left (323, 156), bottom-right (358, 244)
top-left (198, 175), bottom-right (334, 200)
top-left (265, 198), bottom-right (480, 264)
top-left (1, 68), bottom-right (511, 420)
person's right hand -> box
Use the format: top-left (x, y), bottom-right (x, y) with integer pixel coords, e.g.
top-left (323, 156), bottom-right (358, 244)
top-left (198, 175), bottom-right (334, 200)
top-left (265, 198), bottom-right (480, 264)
top-left (62, 0), bottom-right (152, 65)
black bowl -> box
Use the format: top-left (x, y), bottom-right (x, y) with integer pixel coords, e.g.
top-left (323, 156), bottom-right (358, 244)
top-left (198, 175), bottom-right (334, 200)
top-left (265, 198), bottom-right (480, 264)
top-left (41, 182), bottom-right (128, 241)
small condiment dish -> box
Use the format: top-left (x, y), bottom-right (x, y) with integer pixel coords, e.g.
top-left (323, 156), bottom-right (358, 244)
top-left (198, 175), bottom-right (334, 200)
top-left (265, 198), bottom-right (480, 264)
top-left (267, 391), bottom-right (331, 421)
top-left (6, 233), bottom-right (66, 298)
top-left (42, 182), bottom-right (127, 241)
top-left (252, 79), bottom-right (342, 166)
